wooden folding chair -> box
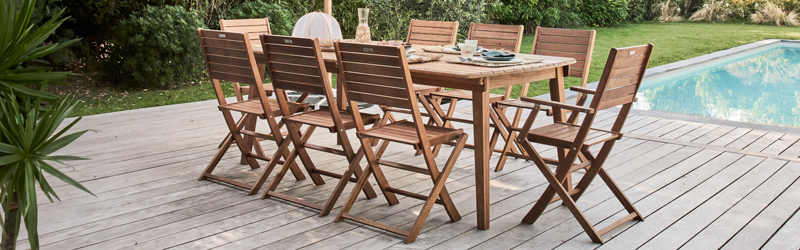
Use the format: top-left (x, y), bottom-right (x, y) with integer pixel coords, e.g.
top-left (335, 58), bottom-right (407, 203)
top-left (333, 41), bottom-right (468, 243)
top-left (196, 28), bottom-right (308, 194)
top-left (498, 44), bottom-right (653, 244)
top-left (426, 23), bottom-right (524, 155)
top-left (218, 18), bottom-right (286, 150)
top-left (493, 27), bottom-right (597, 171)
top-left (379, 20), bottom-right (460, 133)
top-left (219, 18), bottom-right (275, 100)
top-left (256, 34), bottom-right (381, 216)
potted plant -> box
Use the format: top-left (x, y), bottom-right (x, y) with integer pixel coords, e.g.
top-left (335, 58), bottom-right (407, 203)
top-left (0, 0), bottom-right (94, 249)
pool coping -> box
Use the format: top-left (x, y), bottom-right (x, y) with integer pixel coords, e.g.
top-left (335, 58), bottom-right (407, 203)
top-left (536, 39), bottom-right (800, 133)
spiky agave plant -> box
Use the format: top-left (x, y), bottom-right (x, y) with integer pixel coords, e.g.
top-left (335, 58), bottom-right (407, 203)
top-left (0, 0), bottom-right (93, 249)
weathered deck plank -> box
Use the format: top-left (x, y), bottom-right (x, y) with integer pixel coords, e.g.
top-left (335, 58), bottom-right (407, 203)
top-left (25, 98), bottom-right (800, 249)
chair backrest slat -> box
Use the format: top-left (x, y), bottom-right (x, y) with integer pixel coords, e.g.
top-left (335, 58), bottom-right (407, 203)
top-left (198, 28), bottom-right (269, 110)
top-left (406, 19), bottom-right (459, 46)
top-left (336, 42), bottom-right (415, 110)
top-left (467, 23), bottom-right (524, 53)
top-left (592, 44), bottom-right (654, 112)
top-left (261, 35), bottom-right (327, 96)
top-left (220, 18), bottom-right (272, 45)
top-left (200, 30), bottom-right (256, 83)
top-left (532, 27), bottom-right (596, 85)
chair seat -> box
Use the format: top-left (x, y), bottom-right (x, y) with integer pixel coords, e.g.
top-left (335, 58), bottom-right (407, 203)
top-left (430, 90), bottom-right (505, 103)
top-left (284, 109), bottom-right (380, 131)
top-left (527, 123), bottom-right (621, 149)
top-left (358, 121), bottom-right (463, 147)
top-left (219, 98), bottom-right (307, 117)
top-left (413, 84), bottom-right (441, 95)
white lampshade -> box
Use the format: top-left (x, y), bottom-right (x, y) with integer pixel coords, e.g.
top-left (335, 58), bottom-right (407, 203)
top-left (292, 12), bottom-right (343, 47)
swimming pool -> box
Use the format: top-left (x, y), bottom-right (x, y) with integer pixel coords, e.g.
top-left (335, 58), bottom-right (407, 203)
top-left (634, 41), bottom-right (800, 127)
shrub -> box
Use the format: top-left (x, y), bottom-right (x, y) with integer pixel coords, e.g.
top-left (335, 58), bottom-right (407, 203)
top-left (225, 1), bottom-right (294, 35)
top-left (581, 0), bottom-right (630, 27)
top-left (102, 5), bottom-right (207, 88)
top-left (751, 1), bottom-right (799, 26)
top-left (490, 0), bottom-right (583, 31)
top-left (728, 0), bottom-right (800, 20)
top-left (628, 0), bottom-right (660, 21)
top-left (654, 0), bottom-right (684, 22)
top-left (367, 0), bottom-right (499, 41)
top-left (690, 0), bottom-right (731, 22)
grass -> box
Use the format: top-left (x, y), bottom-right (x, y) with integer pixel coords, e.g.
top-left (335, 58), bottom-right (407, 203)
top-left (65, 22), bottom-right (800, 117)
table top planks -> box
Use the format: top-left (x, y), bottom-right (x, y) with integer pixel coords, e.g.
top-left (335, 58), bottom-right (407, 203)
top-left (252, 44), bottom-right (576, 79)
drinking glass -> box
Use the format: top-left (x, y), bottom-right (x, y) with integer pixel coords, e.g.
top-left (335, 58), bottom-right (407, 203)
top-left (460, 44), bottom-right (476, 58)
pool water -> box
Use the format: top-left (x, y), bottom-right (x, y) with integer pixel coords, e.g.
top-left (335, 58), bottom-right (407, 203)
top-left (635, 42), bottom-right (800, 127)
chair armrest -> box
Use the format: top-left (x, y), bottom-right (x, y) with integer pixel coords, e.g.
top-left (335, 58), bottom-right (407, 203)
top-left (519, 97), bottom-right (594, 114)
top-left (569, 86), bottom-right (595, 95)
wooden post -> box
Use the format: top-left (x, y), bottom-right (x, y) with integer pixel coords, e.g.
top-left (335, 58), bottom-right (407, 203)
top-left (324, 0), bottom-right (332, 14)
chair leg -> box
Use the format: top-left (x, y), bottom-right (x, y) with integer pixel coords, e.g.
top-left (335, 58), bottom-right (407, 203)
top-left (320, 132), bottom-right (379, 216)
top-left (206, 111), bottom-right (261, 176)
top-left (285, 123), bottom-right (326, 185)
top-left (241, 114), bottom-right (259, 166)
top-left (405, 138), bottom-right (465, 243)
top-left (519, 142), bottom-right (578, 225)
top-left (252, 134), bottom-right (294, 195)
top-left (517, 140), bottom-right (604, 243)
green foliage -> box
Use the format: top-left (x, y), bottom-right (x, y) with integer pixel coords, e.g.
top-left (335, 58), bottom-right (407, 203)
top-left (490, 0), bottom-right (584, 30)
top-left (728, 0), bottom-right (800, 20)
top-left (102, 5), bottom-right (207, 88)
top-left (225, 1), bottom-right (294, 35)
top-left (0, 0), bottom-right (79, 101)
top-left (582, 0), bottom-right (630, 27)
top-left (332, 0), bottom-right (371, 38)
top-left (367, 0), bottom-right (499, 41)
top-left (628, 0), bottom-right (660, 21)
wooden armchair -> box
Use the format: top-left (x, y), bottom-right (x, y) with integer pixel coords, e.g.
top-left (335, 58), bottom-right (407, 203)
top-left (493, 27), bottom-right (597, 171)
top-left (497, 44), bottom-right (654, 243)
top-left (333, 41), bottom-right (468, 243)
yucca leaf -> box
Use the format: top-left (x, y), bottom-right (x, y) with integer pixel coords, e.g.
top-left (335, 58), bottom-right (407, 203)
top-left (0, 80), bottom-right (59, 100)
top-left (0, 155), bottom-right (21, 166)
top-left (34, 164), bottom-right (56, 203)
top-left (38, 130), bottom-right (87, 156)
top-left (0, 142), bottom-right (18, 154)
top-left (39, 162), bottom-right (93, 197)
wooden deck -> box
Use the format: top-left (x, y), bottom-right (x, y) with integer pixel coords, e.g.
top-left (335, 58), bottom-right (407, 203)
top-left (21, 98), bottom-right (800, 249)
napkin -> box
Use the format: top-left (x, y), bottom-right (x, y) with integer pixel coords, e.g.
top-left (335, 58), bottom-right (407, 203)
top-left (481, 51), bottom-right (515, 58)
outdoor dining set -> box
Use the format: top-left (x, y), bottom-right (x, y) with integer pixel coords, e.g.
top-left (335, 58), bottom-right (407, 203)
top-left (194, 15), bottom-right (654, 244)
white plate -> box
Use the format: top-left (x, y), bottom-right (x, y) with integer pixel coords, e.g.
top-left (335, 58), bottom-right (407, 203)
top-left (407, 54), bottom-right (420, 60)
top-left (473, 57), bottom-right (524, 64)
top-left (444, 47), bottom-right (482, 55)
top-left (405, 47), bottom-right (416, 54)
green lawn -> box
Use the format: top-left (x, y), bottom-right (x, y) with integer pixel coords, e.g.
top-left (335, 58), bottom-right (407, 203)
top-left (68, 22), bottom-right (800, 117)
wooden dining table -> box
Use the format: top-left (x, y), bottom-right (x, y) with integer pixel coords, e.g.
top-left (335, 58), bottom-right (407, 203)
top-left (253, 44), bottom-right (576, 230)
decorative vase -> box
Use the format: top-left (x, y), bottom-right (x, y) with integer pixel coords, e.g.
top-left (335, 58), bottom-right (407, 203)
top-left (355, 8), bottom-right (371, 43)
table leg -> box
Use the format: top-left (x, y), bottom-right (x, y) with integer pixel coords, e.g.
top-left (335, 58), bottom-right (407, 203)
top-left (473, 88), bottom-right (491, 230)
top-left (549, 66), bottom-right (567, 123)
